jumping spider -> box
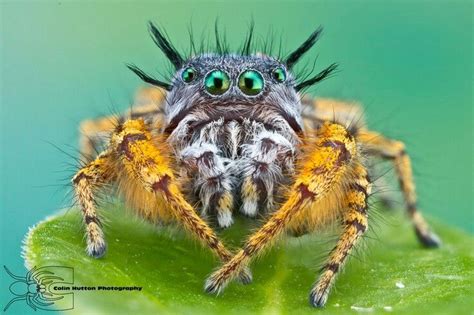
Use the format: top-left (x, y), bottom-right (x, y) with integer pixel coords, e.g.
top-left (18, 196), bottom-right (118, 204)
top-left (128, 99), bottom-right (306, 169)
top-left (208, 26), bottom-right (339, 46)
top-left (73, 23), bottom-right (441, 307)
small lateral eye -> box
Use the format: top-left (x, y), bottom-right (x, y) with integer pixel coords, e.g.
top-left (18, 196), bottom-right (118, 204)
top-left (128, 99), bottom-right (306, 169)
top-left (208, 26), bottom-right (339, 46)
top-left (204, 70), bottom-right (230, 95)
top-left (181, 67), bottom-right (196, 83)
top-left (238, 70), bottom-right (264, 96)
top-left (272, 67), bottom-right (286, 83)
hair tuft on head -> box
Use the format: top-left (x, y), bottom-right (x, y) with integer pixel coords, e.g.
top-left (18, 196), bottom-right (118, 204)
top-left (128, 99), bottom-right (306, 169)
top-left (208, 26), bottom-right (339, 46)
top-left (285, 26), bottom-right (323, 69)
top-left (148, 22), bottom-right (184, 69)
top-left (240, 20), bottom-right (255, 56)
top-left (295, 63), bottom-right (338, 91)
top-left (126, 63), bottom-right (172, 91)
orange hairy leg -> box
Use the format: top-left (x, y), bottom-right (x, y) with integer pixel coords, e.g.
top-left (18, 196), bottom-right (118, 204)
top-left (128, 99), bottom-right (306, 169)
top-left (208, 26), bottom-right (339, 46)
top-left (108, 119), bottom-right (252, 283)
top-left (204, 122), bottom-right (357, 294)
top-left (79, 87), bottom-right (165, 158)
top-left (72, 153), bottom-right (115, 258)
top-left (357, 130), bottom-right (441, 247)
top-left (304, 97), bottom-right (440, 247)
top-left (310, 163), bottom-right (371, 307)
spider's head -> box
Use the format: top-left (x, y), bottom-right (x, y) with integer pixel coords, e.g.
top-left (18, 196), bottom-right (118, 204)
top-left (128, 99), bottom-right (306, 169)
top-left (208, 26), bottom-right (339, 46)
top-left (128, 23), bottom-right (337, 134)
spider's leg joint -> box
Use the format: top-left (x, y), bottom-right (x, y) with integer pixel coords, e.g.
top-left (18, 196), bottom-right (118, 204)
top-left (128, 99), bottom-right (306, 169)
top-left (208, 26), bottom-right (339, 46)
top-left (150, 174), bottom-right (172, 195)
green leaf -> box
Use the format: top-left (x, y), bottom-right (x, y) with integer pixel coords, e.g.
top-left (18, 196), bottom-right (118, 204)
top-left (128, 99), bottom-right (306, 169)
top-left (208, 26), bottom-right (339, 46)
top-left (24, 204), bottom-right (473, 314)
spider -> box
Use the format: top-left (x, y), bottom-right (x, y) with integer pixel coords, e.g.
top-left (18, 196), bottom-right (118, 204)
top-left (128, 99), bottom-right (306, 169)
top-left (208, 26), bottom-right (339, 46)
top-left (72, 22), bottom-right (441, 307)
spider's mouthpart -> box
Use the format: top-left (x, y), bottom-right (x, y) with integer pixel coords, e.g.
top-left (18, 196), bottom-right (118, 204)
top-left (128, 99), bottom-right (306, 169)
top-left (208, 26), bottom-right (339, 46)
top-left (148, 22), bottom-right (184, 69)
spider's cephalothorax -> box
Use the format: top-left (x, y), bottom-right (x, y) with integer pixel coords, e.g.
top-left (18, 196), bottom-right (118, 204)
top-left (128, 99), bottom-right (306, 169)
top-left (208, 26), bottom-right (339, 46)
top-left (74, 22), bottom-right (441, 308)
top-left (164, 53), bottom-right (303, 227)
top-left (126, 24), bottom-right (336, 227)
top-left (124, 24), bottom-right (336, 227)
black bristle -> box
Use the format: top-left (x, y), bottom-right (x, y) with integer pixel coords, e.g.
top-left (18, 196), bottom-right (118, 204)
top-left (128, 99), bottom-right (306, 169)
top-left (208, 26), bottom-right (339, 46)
top-left (285, 26), bottom-right (323, 69)
top-left (295, 63), bottom-right (338, 91)
top-left (220, 27), bottom-right (230, 54)
top-left (148, 22), bottom-right (184, 69)
top-left (126, 64), bottom-right (171, 91)
top-left (262, 27), bottom-right (276, 57)
top-left (214, 19), bottom-right (223, 55)
top-left (187, 23), bottom-right (197, 57)
top-left (241, 21), bottom-right (255, 56)
top-left (277, 32), bottom-right (284, 60)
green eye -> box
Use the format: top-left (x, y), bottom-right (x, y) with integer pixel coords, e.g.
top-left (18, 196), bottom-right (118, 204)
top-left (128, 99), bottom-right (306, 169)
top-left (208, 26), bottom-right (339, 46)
top-left (272, 67), bottom-right (286, 83)
top-left (238, 70), bottom-right (264, 96)
top-left (204, 70), bottom-right (230, 95)
top-left (181, 67), bottom-right (196, 83)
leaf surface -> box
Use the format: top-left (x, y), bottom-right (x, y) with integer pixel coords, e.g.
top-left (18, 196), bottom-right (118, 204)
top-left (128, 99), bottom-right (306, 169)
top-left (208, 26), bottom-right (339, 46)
top-left (24, 205), bottom-right (473, 314)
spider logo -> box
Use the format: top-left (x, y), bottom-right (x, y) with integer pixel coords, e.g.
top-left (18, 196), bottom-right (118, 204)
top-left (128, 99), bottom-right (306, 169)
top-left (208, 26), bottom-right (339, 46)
top-left (3, 265), bottom-right (74, 312)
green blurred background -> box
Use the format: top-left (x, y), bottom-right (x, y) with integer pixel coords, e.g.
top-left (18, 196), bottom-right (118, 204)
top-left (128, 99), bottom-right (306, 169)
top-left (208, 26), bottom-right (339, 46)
top-left (0, 0), bottom-right (472, 313)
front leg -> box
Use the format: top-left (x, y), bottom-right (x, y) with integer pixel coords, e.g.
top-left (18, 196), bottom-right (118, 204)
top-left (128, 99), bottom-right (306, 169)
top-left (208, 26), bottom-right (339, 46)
top-left (72, 153), bottom-right (114, 258)
top-left (205, 122), bottom-right (357, 294)
top-left (109, 119), bottom-right (252, 283)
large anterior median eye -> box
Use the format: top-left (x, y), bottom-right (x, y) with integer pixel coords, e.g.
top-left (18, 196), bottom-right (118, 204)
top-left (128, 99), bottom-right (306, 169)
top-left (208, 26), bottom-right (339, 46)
top-left (238, 70), bottom-right (264, 96)
top-left (204, 70), bottom-right (230, 95)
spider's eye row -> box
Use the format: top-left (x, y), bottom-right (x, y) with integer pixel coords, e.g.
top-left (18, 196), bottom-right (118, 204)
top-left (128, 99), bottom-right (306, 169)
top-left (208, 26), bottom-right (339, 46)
top-left (181, 67), bottom-right (197, 83)
top-left (204, 70), bottom-right (230, 95)
top-left (272, 67), bottom-right (287, 83)
top-left (238, 70), bottom-right (264, 96)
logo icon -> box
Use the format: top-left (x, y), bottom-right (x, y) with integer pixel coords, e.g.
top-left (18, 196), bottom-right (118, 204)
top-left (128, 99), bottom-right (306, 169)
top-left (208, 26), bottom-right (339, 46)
top-left (3, 265), bottom-right (74, 312)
